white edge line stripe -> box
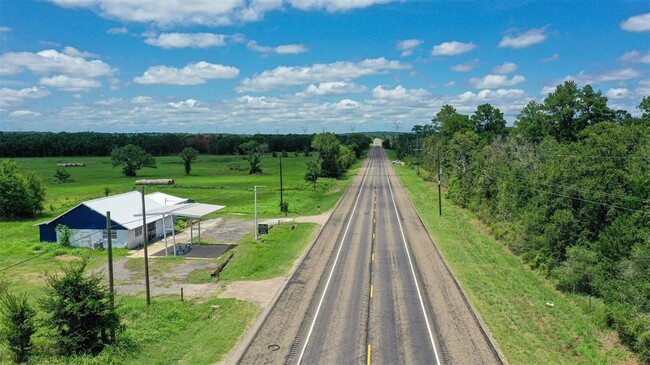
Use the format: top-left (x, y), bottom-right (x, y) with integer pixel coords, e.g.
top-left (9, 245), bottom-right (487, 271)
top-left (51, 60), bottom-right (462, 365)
top-left (383, 150), bottom-right (442, 365)
top-left (296, 153), bottom-right (373, 364)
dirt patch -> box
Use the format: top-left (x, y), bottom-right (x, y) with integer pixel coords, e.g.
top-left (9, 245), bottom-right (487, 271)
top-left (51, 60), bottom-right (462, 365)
top-left (55, 254), bottom-right (81, 262)
top-left (220, 278), bottom-right (285, 308)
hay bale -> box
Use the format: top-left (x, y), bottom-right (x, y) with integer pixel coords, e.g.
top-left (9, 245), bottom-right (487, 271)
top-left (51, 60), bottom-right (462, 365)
top-left (135, 179), bottom-right (174, 185)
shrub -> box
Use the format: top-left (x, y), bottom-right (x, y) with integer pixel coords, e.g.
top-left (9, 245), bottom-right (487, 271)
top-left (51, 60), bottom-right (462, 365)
top-left (0, 292), bottom-right (36, 364)
top-left (40, 260), bottom-right (120, 355)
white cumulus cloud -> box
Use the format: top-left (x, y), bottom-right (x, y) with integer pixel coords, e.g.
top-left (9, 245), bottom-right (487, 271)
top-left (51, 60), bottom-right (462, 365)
top-left (569, 68), bottom-right (641, 84)
top-left (134, 61), bottom-right (240, 85)
top-left (39, 75), bottom-right (102, 91)
top-left (498, 28), bottom-right (547, 48)
top-left (606, 88), bottom-right (633, 99)
top-left (451, 59), bottom-right (479, 72)
top-left (145, 33), bottom-right (228, 48)
top-left (372, 85), bottom-right (430, 101)
top-left (542, 53), bottom-right (560, 63)
top-left (0, 49), bottom-right (114, 78)
top-left (168, 99), bottom-right (199, 108)
top-left (286, 0), bottom-right (395, 12)
top-left (131, 96), bottom-right (154, 104)
top-left (247, 41), bottom-right (309, 55)
top-left (49, 0), bottom-right (396, 26)
top-left (9, 110), bottom-right (42, 118)
top-left (470, 74), bottom-right (525, 89)
top-left (619, 50), bottom-right (650, 64)
top-left (237, 57), bottom-right (409, 92)
top-left (621, 13), bottom-right (650, 32)
top-left (396, 39), bottom-right (422, 57)
top-left (0, 87), bottom-right (50, 109)
top-left (107, 26), bottom-right (128, 35)
top-left (492, 62), bottom-right (517, 74)
top-left (431, 41), bottom-right (476, 56)
top-left (302, 81), bottom-right (366, 96)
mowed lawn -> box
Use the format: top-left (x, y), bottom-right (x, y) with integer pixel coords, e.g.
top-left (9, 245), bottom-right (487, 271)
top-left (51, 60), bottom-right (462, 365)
top-left (390, 159), bottom-right (639, 364)
top-left (0, 153), bottom-right (362, 364)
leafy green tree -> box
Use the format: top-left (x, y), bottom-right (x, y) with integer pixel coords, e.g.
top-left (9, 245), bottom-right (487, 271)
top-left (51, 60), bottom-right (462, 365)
top-left (0, 159), bottom-right (45, 219)
top-left (514, 100), bottom-right (550, 143)
top-left (382, 138), bottom-right (391, 149)
top-left (239, 140), bottom-right (266, 174)
top-left (337, 145), bottom-right (356, 171)
top-left (311, 133), bottom-right (342, 178)
top-left (433, 104), bottom-right (473, 138)
top-left (639, 95), bottom-right (650, 125)
top-left (110, 144), bottom-right (156, 177)
top-left (0, 292), bottom-right (36, 364)
top-left (304, 159), bottom-right (320, 190)
top-left (54, 167), bottom-right (71, 183)
top-left (543, 81), bottom-right (614, 142)
top-left (179, 147), bottom-right (199, 175)
top-left (471, 103), bottom-right (507, 140)
top-left (40, 260), bottom-right (120, 355)
top-left (554, 246), bottom-right (600, 296)
top-left (341, 133), bottom-right (372, 158)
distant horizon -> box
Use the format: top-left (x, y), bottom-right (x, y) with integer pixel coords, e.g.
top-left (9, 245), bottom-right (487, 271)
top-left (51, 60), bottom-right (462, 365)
top-left (1, 1), bottom-right (648, 133)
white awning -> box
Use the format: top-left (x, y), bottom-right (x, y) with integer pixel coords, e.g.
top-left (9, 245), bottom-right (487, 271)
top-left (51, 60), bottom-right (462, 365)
top-left (135, 202), bottom-right (225, 218)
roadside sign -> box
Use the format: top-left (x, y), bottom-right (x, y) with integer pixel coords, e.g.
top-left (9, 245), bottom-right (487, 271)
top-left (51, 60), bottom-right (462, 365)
top-left (258, 224), bottom-right (269, 235)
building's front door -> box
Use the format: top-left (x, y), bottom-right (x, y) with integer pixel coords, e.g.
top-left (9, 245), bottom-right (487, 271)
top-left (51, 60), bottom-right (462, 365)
top-left (147, 222), bottom-right (156, 241)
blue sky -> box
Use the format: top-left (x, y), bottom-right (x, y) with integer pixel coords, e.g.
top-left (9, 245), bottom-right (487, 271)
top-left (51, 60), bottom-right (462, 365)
top-left (0, 0), bottom-right (648, 133)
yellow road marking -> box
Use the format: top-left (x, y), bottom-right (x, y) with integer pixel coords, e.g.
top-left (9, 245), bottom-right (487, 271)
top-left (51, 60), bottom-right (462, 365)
top-left (367, 344), bottom-right (372, 365)
top-left (372, 232), bottom-right (375, 240)
top-left (370, 285), bottom-right (373, 298)
top-left (372, 252), bottom-right (375, 262)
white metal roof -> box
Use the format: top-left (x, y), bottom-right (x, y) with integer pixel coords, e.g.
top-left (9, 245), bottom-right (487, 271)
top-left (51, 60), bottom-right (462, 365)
top-left (38, 191), bottom-right (188, 230)
top-left (146, 192), bottom-right (189, 206)
top-left (136, 202), bottom-right (225, 218)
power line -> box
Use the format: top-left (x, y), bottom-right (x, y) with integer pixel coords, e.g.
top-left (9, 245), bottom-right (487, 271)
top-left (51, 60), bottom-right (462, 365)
top-left (523, 186), bottom-right (650, 215)
top-left (535, 181), bottom-right (649, 204)
top-left (509, 150), bottom-right (650, 161)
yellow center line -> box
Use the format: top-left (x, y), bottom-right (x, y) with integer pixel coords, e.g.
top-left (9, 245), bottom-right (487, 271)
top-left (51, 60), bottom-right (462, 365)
top-left (367, 344), bottom-right (372, 365)
top-left (372, 252), bottom-right (375, 262)
top-left (370, 284), bottom-right (374, 298)
top-left (372, 232), bottom-right (375, 240)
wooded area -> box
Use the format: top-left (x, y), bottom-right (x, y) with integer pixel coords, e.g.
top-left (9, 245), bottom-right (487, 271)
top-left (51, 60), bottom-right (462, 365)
top-left (398, 81), bottom-right (649, 360)
top-left (0, 133), bottom-right (315, 157)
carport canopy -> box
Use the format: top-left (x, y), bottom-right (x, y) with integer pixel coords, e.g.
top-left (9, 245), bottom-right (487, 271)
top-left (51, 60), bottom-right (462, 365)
top-left (137, 202), bottom-right (225, 218)
top-left (135, 202), bottom-right (225, 256)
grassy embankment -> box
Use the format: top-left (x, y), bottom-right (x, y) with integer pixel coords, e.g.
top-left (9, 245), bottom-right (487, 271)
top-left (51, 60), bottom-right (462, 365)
top-left (0, 154), bottom-right (361, 364)
top-left (391, 156), bottom-right (639, 364)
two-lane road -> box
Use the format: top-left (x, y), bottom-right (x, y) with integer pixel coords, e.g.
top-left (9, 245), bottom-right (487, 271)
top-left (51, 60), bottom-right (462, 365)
top-left (237, 146), bottom-right (503, 364)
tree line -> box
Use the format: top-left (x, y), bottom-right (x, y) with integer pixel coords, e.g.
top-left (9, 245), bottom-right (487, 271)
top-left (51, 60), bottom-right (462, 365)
top-left (399, 81), bottom-right (649, 360)
top-left (0, 132), bottom-right (319, 158)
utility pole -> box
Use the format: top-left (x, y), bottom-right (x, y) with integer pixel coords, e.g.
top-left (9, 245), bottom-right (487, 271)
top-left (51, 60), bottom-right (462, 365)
top-left (105, 211), bottom-right (115, 341)
top-left (394, 121), bottom-right (401, 155)
top-left (140, 187), bottom-right (151, 305)
top-left (254, 185), bottom-right (266, 240)
top-left (437, 156), bottom-right (442, 216)
top-left (279, 156), bottom-right (284, 213)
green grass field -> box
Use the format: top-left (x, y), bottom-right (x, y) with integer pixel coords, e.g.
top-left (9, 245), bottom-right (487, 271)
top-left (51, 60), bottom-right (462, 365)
top-left (1, 154), bottom-right (360, 276)
top-left (390, 158), bottom-right (639, 364)
top-left (0, 153), bottom-right (361, 365)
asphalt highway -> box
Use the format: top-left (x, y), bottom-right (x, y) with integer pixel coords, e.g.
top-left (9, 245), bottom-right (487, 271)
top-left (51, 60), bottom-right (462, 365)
top-left (238, 146), bottom-right (503, 365)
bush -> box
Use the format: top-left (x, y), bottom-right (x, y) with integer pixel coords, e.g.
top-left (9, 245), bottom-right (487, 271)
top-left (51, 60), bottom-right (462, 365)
top-left (0, 159), bottom-right (46, 219)
top-left (40, 260), bottom-right (120, 355)
top-left (0, 292), bottom-right (36, 364)
top-left (53, 167), bottom-right (71, 183)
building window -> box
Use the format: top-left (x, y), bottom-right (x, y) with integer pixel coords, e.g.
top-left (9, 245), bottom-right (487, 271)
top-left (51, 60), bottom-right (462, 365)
top-left (135, 227), bottom-right (143, 237)
top-left (102, 229), bottom-right (118, 240)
